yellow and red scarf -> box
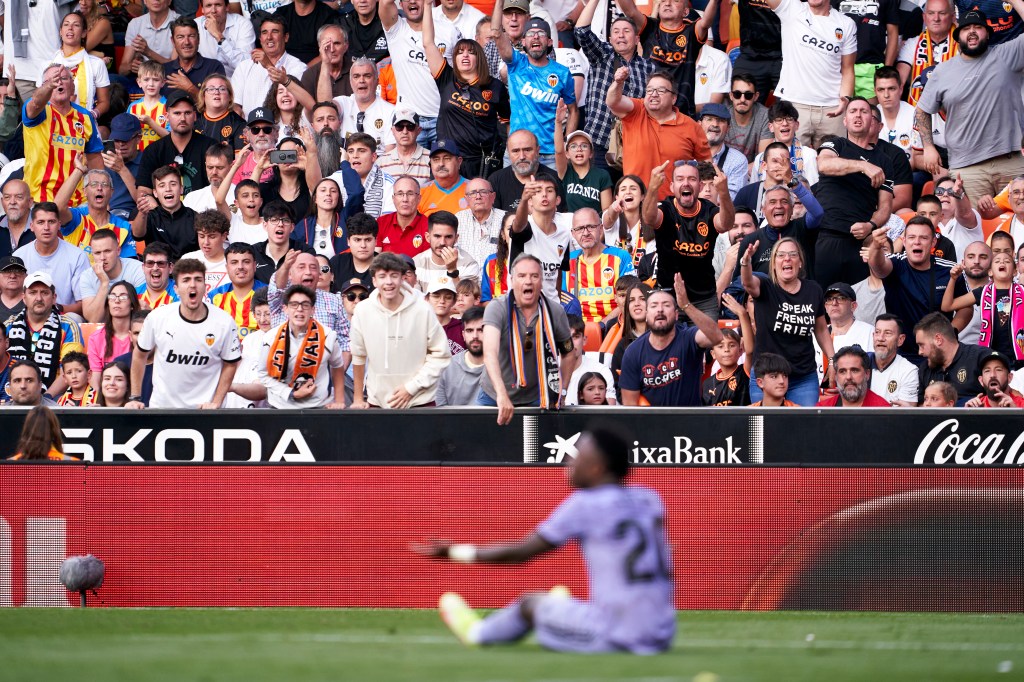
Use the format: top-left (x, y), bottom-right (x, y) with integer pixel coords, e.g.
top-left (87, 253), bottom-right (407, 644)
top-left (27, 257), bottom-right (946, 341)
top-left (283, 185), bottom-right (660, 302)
top-left (908, 28), bottom-right (958, 107)
top-left (266, 321), bottom-right (328, 386)
top-left (57, 385), bottom-right (98, 406)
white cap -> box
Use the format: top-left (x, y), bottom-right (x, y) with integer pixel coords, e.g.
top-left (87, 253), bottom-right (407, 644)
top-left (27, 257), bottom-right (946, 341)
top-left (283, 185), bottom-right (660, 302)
top-left (426, 276), bottom-right (457, 295)
top-left (24, 271), bottom-right (54, 289)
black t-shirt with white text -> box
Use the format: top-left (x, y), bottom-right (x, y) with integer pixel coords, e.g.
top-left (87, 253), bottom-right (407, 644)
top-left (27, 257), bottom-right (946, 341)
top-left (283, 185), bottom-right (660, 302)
top-left (655, 197), bottom-right (720, 301)
top-left (752, 275), bottom-right (824, 376)
top-left (814, 137), bottom-right (895, 236)
top-left (831, 0), bottom-right (900, 64)
top-left (342, 11), bottom-right (390, 62)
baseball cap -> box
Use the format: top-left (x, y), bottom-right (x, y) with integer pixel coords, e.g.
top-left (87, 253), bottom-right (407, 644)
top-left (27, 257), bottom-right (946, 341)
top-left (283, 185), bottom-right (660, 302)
top-left (165, 89), bottom-right (195, 110)
top-left (393, 107), bottom-right (420, 127)
top-left (566, 130), bottom-right (594, 146)
top-left (954, 9), bottom-right (992, 40)
top-left (247, 107), bottom-right (274, 126)
top-left (399, 254), bottom-right (416, 272)
top-left (430, 138), bottom-right (461, 157)
top-left (824, 282), bottom-right (856, 301)
top-left (700, 102), bottom-right (732, 123)
top-left (0, 255), bottom-right (26, 273)
top-left (108, 113), bottom-right (142, 142)
top-left (503, 0), bottom-right (530, 13)
top-left (426, 276), bottom-right (457, 295)
top-left (340, 278), bottom-right (369, 295)
top-left (978, 349), bottom-right (1012, 374)
top-left (24, 271), bottom-right (54, 289)
top-left (524, 17), bottom-right (551, 36)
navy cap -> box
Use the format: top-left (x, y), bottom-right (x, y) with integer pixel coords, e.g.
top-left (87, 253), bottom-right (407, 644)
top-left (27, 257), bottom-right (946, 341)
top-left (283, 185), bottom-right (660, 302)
top-left (825, 282), bottom-right (856, 301)
top-left (108, 113), bottom-right (142, 141)
top-left (700, 102), bottom-right (732, 123)
top-left (524, 17), bottom-right (551, 36)
top-left (430, 138), bottom-right (461, 157)
top-left (165, 89), bottom-right (195, 110)
top-left (247, 107), bottom-right (274, 125)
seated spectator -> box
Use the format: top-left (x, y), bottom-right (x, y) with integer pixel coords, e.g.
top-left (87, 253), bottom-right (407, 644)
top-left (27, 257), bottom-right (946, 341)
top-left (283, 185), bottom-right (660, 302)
top-left (304, 25), bottom-right (355, 103)
top-left (330, 58), bottom-right (395, 152)
top-left (436, 305), bottom-right (486, 406)
top-left (56, 157), bottom-right (137, 259)
top-left (11, 406), bottom-right (71, 460)
top-left (874, 66), bottom-right (914, 162)
top-left (164, 16), bottom-right (227, 96)
top-left (575, 372), bottom-right (610, 405)
top-left (456, 178), bottom-right (506, 267)
top-left (132, 166), bottom-right (199, 261)
top-left (119, 0), bottom-right (180, 77)
top-left (912, 195), bottom-right (959, 262)
top-left (724, 73), bottom-right (773, 163)
top-left (87, 282), bottom-right (140, 384)
top-left (196, 75), bottom-right (248, 151)
top-left (0, 181), bottom-right (35, 260)
top-left (338, 133), bottom-right (394, 218)
top-left (943, 251), bottom-right (1023, 367)
top-left (78, 0), bottom-right (114, 71)
top-left (703, 294), bottom-right (753, 406)
top-left (224, 289), bottom-right (272, 408)
top-left (554, 127), bottom-right (612, 214)
top-left (222, 179), bottom-right (266, 245)
top-left (255, 137), bottom-right (316, 224)
top-left (14, 204), bottom-right (91, 317)
top-left (180, 210), bottom-right (232, 293)
top-left (869, 313), bottom-right (920, 406)
top-left (921, 380), bottom-right (957, 407)
top-left (413, 211), bottom-right (481, 291)
top-left (230, 15), bottom-right (307, 116)
top-left (135, 90), bottom-right (217, 197)
top-left (256, 284), bottom-right (347, 409)
top-left (6, 273), bottom-right (85, 392)
top-left (267, 251), bottom-right (351, 359)
top-left (263, 81), bottom-right (314, 140)
top-left (56, 351), bottom-right (98, 406)
top-left (915, 311), bottom-right (986, 405)
top-left (816, 345), bottom-right (891, 407)
top-left (867, 106), bottom-right (914, 213)
top-left (749, 352), bottom-right (797, 407)
top-left (97, 361), bottom-right (130, 407)
top-left (78, 230), bottom-right (146, 323)
top-left (562, 314), bottom-right (616, 406)
top-left (209, 243), bottom-right (267, 339)
top-left (329, 212), bottom-right (377, 293)
top-left (0, 256), bottom-right (27, 326)
top-left (103, 115), bottom-right (144, 220)
top-left (136, 243), bottom-right (179, 310)
top-left (698, 104), bottom-right (747, 199)
top-left (601, 175), bottom-right (654, 267)
top-left (230, 108), bottom-right (281, 186)
top-left (420, 140), bottom-right (469, 218)
top-left (114, 310), bottom-right (155, 406)
top-left (184, 144), bottom-right (237, 213)
top-left (609, 281), bottom-right (650, 392)
top-left (47, 10), bottom-right (110, 120)
top-left (732, 184), bottom-right (822, 282)
top-left (564, 208), bottom-right (636, 322)
top-left (426, 277), bottom-right (466, 355)
top-left (350, 252), bottom-right (451, 409)
top-left (964, 350), bottom-right (1024, 407)
top-left (932, 176), bottom-right (983, 260)
top-left (7, 361), bottom-right (58, 408)
top-left (480, 213), bottom-right (515, 303)
top-left (129, 61), bottom-right (170, 152)
top-left (377, 177), bottom-right (430, 258)
top-left (196, 0), bottom-right (256, 78)
top-left (376, 109), bottom-right (432, 188)
top-left (454, 279), bottom-right (481, 316)
top-left (749, 100), bottom-right (819, 186)
top-left (814, 282), bottom-right (874, 384)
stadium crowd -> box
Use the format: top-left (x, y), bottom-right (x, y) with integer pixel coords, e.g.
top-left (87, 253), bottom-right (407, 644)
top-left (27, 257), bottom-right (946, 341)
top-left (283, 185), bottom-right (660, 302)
top-left (2, 0), bottom-right (1024, 419)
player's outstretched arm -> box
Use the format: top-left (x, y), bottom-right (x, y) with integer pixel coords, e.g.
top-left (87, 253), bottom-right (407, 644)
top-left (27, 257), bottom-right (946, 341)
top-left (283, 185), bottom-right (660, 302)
top-left (411, 533), bottom-right (556, 564)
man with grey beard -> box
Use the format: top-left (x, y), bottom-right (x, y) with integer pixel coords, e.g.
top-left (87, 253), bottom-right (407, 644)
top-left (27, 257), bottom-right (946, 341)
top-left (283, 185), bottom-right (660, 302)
top-left (816, 345), bottom-right (891, 407)
top-left (309, 101), bottom-right (366, 220)
top-left (486, 129), bottom-right (567, 213)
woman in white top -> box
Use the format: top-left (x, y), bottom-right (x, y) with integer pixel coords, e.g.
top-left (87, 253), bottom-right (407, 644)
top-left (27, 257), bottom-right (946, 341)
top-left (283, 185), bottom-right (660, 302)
top-left (264, 83), bottom-right (312, 141)
top-left (46, 10), bottom-right (111, 120)
top-left (601, 174), bottom-right (655, 263)
top-left (295, 178), bottom-right (344, 258)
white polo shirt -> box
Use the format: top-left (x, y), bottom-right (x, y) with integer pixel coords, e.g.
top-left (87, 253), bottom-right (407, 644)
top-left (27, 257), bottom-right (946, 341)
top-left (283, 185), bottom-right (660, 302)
top-left (334, 95), bottom-right (397, 150)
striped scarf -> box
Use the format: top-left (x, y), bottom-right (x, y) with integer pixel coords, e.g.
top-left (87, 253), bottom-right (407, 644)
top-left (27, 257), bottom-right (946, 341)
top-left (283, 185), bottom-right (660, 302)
top-left (508, 294), bottom-right (560, 408)
top-left (57, 385), bottom-right (98, 406)
top-left (908, 29), bottom-right (958, 107)
top-left (266, 321), bottom-right (328, 386)
top-left (363, 165), bottom-right (385, 217)
top-left (979, 281), bottom-right (1024, 361)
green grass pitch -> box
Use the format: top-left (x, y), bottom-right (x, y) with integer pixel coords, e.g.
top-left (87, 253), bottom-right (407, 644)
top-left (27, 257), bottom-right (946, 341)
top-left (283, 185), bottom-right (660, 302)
top-left (2, 608), bottom-right (1023, 681)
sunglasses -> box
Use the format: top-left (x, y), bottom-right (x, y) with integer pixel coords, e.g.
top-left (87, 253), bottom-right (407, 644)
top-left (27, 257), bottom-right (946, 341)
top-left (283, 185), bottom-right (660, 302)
top-left (394, 122), bottom-right (417, 131)
top-left (249, 125), bottom-right (274, 134)
top-left (522, 328), bottom-right (534, 352)
top-left (319, 265), bottom-right (331, 274)
top-left (345, 291), bottom-right (370, 302)
top-left (731, 90), bottom-right (756, 100)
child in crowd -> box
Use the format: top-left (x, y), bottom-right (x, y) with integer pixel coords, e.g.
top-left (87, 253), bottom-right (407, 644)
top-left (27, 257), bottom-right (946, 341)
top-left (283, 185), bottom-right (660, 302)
top-left (554, 109), bottom-right (612, 214)
top-left (223, 179), bottom-right (265, 244)
top-left (922, 381), bottom-right (957, 407)
top-left (453, 279), bottom-right (481, 316)
top-left (329, 212), bottom-right (377, 293)
top-left (56, 352), bottom-right (98, 406)
top-left (427, 277), bottom-right (465, 356)
top-left (128, 60), bottom-right (168, 151)
top-left (181, 210), bottom-right (230, 293)
top-left (224, 288), bottom-right (273, 409)
top-left (750, 353), bottom-right (796, 407)
top-left (703, 294), bottom-right (753, 406)
top-left (576, 372), bottom-right (609, 406)
top-left (944, 252), bottom-right (1023, 369)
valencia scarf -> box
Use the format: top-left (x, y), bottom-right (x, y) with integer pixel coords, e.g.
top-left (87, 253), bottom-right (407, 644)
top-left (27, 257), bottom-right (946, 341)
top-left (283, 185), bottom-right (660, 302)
top-left (908, 29), bottom-right (958, 107)
top-left (507, 294), bottom-right (560, 408)
top-left (266, 321), bottom-right (328, 386)
top-left (978, 281), bottom-right (1024, 361)
top-left (6, 308), bottom-right (65, 385)
top-left (57, 385), bottom-right (98, 406)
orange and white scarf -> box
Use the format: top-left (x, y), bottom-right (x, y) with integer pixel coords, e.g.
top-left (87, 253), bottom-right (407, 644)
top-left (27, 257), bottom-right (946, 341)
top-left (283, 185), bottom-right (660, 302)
top-left (508, 294), bottom-right (560, 408)
top-left (266, 321), bottom-right (328, 386)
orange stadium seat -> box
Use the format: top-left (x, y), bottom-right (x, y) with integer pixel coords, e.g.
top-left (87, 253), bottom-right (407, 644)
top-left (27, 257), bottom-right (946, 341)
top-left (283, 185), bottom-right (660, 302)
top-left (921, 180), bottom-right (934, 196)
top-left (79, 323), bottom-right (103, 354)
top-left (584, 321), bottom-right (603, 352)
top-left (897, 208), bottom-right (917, 224)
top-left (982, 213), bottom-right (1013, 240)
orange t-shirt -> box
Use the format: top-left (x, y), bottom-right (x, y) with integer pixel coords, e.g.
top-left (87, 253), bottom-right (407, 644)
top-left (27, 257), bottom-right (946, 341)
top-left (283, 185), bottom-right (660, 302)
top-left (620, 98), bottom-right (711, 200)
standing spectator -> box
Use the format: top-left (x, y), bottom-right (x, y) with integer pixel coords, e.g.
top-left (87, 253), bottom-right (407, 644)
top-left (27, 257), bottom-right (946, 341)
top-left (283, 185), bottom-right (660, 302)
top-left (0, 256), bottom-right (27, 325)
top-left (136, 90), bottom-right (217, 197)
top-left (253, 202), bottom-right (314, 283)
top-left (946, 240), bottom-right (991, 345)
top-left (119, 0), bottom-right (180, 77)
top-left (413, 210), bottom-right (481, 290)
top-left (350, 252), bottom-right (451, 408)
top-left (868, 106), bottom-right (913, 212)
top-left (553, 125), bottom-right (612, 214)
top-left (0, 181), bottom-right (35, 260)
top-left (380, 0), bottom-right (459, 148)
top-left (55, 157), bottom-right (137, 258)
top-left (607, 69), bottom-right (711, 202)
top-left (294, 178), bottom-right (345, 258)
top-left (456, 178), bottom-right (506, 266)
top-left (898, 0), bottom-right (957, 117)
top-left (377, 176), bottom-right (430, 257)
top-left (433, 0), bottom-right (485, 42)
top-left (488, 129), bottom-right (568, 212)
top-left (209, 243), bottom-right (267, 339)
top-left (23, 64), bottom-right (103, 205)
top-left (197, 0), bottom-right (256, 77)
top-left (424, 8), bottom-right (508, 179)
top-left (305, 25), bottom-right (355, 102)
top-left (1, 0), bottom-right (66, 99)
top-left (130, 61), bottom-right (170, 153)
top-left (616, 0), bottom-right (718, 116)
top-left (256, 284), bottom-right (347, 409)
top-left (102, 116), bottom-right (144, 221)
top-left (477, 254), bottom-right (573, 424)
top-left (256, 137), bottom-right (317, 222)
top-left (436, 305), bottom-right (486, 406)
top-left (816, 345), bottom-right (891, 406)
top-left (329, 212), bottom-right (377, 292)
top-left (832, 0), bottom-right (900, 100)
top-left (127, 259), bottom-right (242, 409)
top-left (163, 17), bottom-right (227, 97)
top-left (869, 313), bottom-right (920, 405)
top-left (330, 58), bottom-right (394, 151)
top-left (180, 210), bottom-right (232, 293)
top-left (426, 276), bottom-right (466, 354)
top-left (376, 109), bottom-right (432, 187)
top-left (732, 184), bottom-right (823, 281)
top-left (573, 0), bottom-right (653, 171)
top-left (275, 0), bottom-right (342, 64)
top-left (510, 175), bottom-right (573, 298)
top-left (333, 133), bottom-right (393, 218)
top-left (5, 272), bottom-right (85, 391)
top-left (699, 103), bottom-right (747, 199)
top-left (46, 10), bottom-right (110, 120)
top-left (766, 0), bottom-right (857, 147)
top-left (955, 0), bottom-right (1022, 44)
top-left (494, 10), bottom-right (577, 166)
top-left (814, 97), bottom-right (895, 288)
top-left (0, 324), bottom-right (14, 402)
top-left (619, 281), bottom-right (723, 406)
top-left (77, 229), bottom-right (146, 323)
top-left (135, 243), bottom-right (179, 310)
top-left (733, 0), bottom-right (783, 100)
top-left (602, 175), bottom-right (654, 271)
top-left (482, 0), bottom-right (530, 81)
top-left (230, 16), bottom-right (307, 116)
top-left (724, 73), bottom-right (773, 163)
top-left (184, 144), bottom-right (237, 213)
top-left (943, 251), bottom-right (1023, 366)
top-left (694, 44), bottom-right (733, 113)
top-left (267, 251), bottom-right (352, 354)
top-left (914, 310), bottom-right (985, 404)
top-left (867, 217), bottom-right (956, 359)
top-left (563, 208), bottom-right (636, 322)
top-left (873, 66), bottom-right (915, 161)
top-left (641, 160), bottom-right (732, 318)
top-left (419, 140), bottom-right (469, 217)
top-left (14, 204), bottom-right (91, 317)
top-left (916, 7), bottom-right (1024, 201)
top-left (740, 236), bottom-right (835, 405)
top-left (813, 282), bottom-right (874, 384)
top-left (131, 165), bottom-right (199, 260)
top-left (964, 351), bottom-right (1024, 407)
top-left (931, 175), bottom-right (983, 259)
top-left (341, 0), bottom-right (390, 63)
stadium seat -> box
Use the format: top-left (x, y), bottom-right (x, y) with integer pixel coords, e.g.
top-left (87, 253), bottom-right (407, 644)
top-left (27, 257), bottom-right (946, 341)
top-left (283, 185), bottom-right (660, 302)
top-left (982, 213), bottom-right (1013, 240)
top-left (584, 322), bottom-right (603, 352)
top-left (599, 321), bottom-right (623, 354)
top-left (80, 323), bottom-right (103, 354)
top-left (921, 180), bottom-right (934, 196)
top-left (896, 208), bottom-right (917, 224)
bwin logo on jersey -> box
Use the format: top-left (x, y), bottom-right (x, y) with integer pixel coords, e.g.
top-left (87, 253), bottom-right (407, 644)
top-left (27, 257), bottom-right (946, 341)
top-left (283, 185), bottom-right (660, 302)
top-left (521, 82), bottom-right (559, 104)
top-left (166, 349), bottom-right (210, 366)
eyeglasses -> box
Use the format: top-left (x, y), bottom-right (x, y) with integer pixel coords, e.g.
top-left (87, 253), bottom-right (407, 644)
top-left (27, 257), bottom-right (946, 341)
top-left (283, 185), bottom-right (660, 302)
top-left (394, 122), bottom-right (417, 132)
top-left (524, 30), bottom-right (548, 37)
top-left (674, 160), bottom-right (699, 167)
top-left (107, 293), bottom-right (130, 301)
top-left (465, 189), bottom-right (493, 197)
top-left (144, 260), bottom-right (169, 268)
top-left (393, 191), bottom-right (420, 199)
top-left (771, 116), bottom-right (796, 124)
top-left (249, 125), bottom-right (274, 134)
top-left (567, 143), bottom-right (591, 151)
top-left (266, 217), bottom-right (294, 226)
top-left (824, 297), bottom-right (849, 305)
top-left (1011, 189), bottom-right (1024, 198)
top-left (776, 251), bottom-right (800, 260)
top-left (286, 301), bottom-right (313, 310)
top-left (319, 264), bottom-right (331, 274)
top-left (205, 86), bottom-right (228, 93)
top-left (356, 111), bottom-right (365, 133)
top-left (571, 224), bottom-right (601, 233)
top-left (731, 90), bottom-right (756, 100)
top-left (645, 86), bottom-right (673, 96)
top-left (345, 291), bottom-right (370, 302)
